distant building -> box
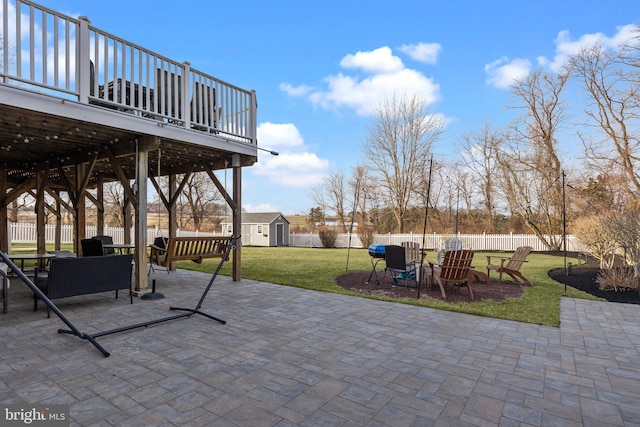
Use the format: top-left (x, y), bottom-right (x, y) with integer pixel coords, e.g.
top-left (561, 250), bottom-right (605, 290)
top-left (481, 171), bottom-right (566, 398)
top-left (221, 212), bottom-right (290, 247)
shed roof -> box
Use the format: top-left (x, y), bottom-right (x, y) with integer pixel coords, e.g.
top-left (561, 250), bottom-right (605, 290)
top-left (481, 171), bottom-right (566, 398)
top-left (223, 212), bottom-right (290, 224)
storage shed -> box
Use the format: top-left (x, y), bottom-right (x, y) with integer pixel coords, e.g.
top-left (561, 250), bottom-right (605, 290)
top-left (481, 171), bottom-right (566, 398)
top-left (222, 213), bottom-right (290, 247)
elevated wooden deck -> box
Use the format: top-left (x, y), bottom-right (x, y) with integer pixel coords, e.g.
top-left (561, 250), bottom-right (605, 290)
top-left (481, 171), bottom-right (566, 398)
top-left (0, 0), bottom-right (254, 288)
top-left (0, 0), bottom-right (258, 188)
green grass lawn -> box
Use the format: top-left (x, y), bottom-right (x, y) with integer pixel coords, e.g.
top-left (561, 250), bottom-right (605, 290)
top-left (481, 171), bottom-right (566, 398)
top-left (6, 243), bottom-right (599, 326)
top-left (176, 246), bottom-right (601, 327)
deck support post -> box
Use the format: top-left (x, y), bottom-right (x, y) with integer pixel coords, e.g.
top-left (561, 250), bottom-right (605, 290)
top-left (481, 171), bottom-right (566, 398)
top-left (133, 137), bottom-right (152, 295)
top-left (232, 157), bottom-right (241, 281)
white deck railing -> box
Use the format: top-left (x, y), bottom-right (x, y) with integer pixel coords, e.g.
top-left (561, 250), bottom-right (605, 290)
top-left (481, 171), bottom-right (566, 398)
top-left (0, 0), bottom-right (256, 144)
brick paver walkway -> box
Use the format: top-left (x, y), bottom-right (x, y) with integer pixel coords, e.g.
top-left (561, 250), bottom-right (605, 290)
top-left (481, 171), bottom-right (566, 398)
top-left (1, 268), bottom-right (639, 426)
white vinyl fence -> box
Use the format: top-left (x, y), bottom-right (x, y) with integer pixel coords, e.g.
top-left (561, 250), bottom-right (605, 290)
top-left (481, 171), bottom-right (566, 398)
top-left (6, 223), bottom-right (218, 248)
top-left (290, 232), bottom-right (584, 252)
top-left (7, 222), bottom-right (583, 252)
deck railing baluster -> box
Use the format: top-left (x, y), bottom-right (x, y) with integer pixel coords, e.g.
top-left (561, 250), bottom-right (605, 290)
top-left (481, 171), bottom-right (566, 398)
top-left (1, 0), bottom-right (255, 145)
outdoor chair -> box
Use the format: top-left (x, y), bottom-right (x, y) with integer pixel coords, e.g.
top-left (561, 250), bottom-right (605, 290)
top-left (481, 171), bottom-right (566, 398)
top-left (381, 245), bottom-right (417, 290)
top-left (148, 236), bottom-right (169, 274)
top-left (437, 237), bottom-right (463, 263)
top-left (401, 241), bottom-right (421, 264)
top-left (401, 241), bottom-right (422, 284)
top-left (81, 238), bottom-right (104, 257)
top-left (486, 246), bottom-right (532, 286)
top-left (92, 235), bottom-right (115, 255)
top-left (427, 249), bottom-right (475, 301)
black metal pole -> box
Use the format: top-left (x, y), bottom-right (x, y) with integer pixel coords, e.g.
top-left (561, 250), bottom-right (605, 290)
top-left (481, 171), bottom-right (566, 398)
top-left (419, 157), bottom-right (434, 299)
top-left (562, 170), bottom-right (568, 292)
top-left (345, 177), bottom-right (361, 273)
top-left (59, 235), bottom-right (238, 355)
top-left (455, 186), bottom-right (460, 235)
top-left (170, 235), bottom-right (239, 320)
top-left (0, 252), bottom-right (111, 357)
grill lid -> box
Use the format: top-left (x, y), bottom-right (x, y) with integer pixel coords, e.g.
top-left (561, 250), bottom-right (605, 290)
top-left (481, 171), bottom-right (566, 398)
top-left (368, 244), bottom-right (385, 258)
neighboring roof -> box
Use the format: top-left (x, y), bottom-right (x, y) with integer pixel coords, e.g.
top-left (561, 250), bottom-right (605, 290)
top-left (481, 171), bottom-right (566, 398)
top-left (222, 212), bottom-right (290, 225)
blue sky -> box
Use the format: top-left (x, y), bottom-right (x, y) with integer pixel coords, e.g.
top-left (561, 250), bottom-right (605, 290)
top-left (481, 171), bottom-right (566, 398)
top-left (41, 0), bottom-right (639, 215)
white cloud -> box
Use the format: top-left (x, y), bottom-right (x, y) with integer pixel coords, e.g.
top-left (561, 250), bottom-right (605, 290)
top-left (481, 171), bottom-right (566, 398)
top-left (339, 46), bottom-right (404, 74)
top-left (253, 122), bottom-right (330, 188)
top-left (257, 122), bottom-right (304, 148)
top-left (541, 24), bottom-right (640, 72)
top-left (487, 24), bottom-right (640, 87)
top-left (485, 57), bottom-right (532, 89)
top-left (282, 46), bottom-right (440, 117)
top-left (253, 152), bottom-right (329, 188)
top-left (398, 42), bottom-right (442, 64)
top-left (308, 69), bottom-right (439, 116)
top-left (279, 82), bottom-right (314, 97)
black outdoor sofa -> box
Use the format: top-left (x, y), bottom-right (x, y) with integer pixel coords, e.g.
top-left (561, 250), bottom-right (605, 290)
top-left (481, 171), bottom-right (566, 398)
top-left (35, 254), bottom-right (133, 315)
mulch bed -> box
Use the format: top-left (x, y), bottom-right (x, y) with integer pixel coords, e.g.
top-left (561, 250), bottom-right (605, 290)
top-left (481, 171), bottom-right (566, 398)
top-left (548, 254), bottom-right (640, 305)
top-left (336, 253), bottom-right (640, 304)
top-left (335, 269), bottom-right (525, 303)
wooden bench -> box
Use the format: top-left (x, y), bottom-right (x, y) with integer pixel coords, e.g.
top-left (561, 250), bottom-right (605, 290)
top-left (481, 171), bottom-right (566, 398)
top-left (35, 254), bottom-right (133, 316)
top-left (149, 236), bottom-right (233, 271)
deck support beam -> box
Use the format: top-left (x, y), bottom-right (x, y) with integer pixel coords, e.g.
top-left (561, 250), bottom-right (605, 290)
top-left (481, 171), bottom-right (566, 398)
top-left (233, 157), bottom-right (242, 282)
top-left (133, 136), bottom-right (153, 295)
top-left (0, 164), bottom-right (7, 253)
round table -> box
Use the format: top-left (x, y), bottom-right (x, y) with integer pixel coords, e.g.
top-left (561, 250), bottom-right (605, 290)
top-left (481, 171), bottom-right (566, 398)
top-left (7, 253), bottom-right (56, 272)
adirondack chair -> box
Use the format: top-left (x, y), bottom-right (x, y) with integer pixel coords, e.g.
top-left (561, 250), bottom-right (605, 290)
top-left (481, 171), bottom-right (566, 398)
top-left (401, 241), bottom-right (422, 284)
top-left (486, 246), bottom-right (532, 286)
top-left (428, 250), bottom-right (475, 301)
top-left (401, 241), bottom-right (421, 264)
top-left (437, 237), bottom-right (463, 263)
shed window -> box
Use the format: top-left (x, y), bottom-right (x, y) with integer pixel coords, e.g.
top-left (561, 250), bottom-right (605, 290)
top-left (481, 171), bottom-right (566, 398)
top-left (257, 225), bottom-right (263, 234)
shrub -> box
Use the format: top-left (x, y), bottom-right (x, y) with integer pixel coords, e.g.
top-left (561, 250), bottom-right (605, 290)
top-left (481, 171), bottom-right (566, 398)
top-left (573, 215), bottom-right (617, 269)
top-left (597, 267), bottom-right (639, 292)
top-left (357, 226), bottom-right (375, 248)
top-left (318, 226), bottom-right (337, 248)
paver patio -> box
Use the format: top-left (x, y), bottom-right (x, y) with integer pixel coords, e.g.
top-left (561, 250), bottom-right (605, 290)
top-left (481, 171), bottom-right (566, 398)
top-left (1, 268), bottom-right (639, 426)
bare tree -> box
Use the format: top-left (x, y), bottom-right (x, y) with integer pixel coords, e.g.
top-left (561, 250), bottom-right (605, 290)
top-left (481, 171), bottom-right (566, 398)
top-left (415, 161), bottom-right (448, 232)
top-left (103, 182), bottom-right (127, 226)
top-left (311, 171), bottom-right (348, 231)
top-left (310, 178), bottom-right (330, 226)
top-left (456, 123), bottom-right (505, 232)
top-left (179, 172), bottom-right (222, 231)
top-left (604, 208), bottom-right (640, 277)
top-left (349, 165), bottom-right (377, 245)
top-left (327, 171), bottom-right (348, 232)
top-left (8, 196), bottom-right (29, 222)
top-left (363, 93), bottom-right (444, 232)
top-left (497, 69), bottom-right (569, 250)
top-left (571, 43), bottom-right (640, 202)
